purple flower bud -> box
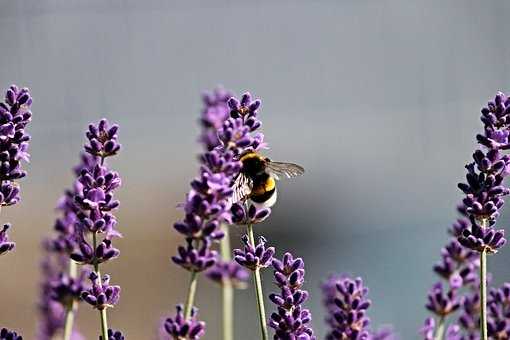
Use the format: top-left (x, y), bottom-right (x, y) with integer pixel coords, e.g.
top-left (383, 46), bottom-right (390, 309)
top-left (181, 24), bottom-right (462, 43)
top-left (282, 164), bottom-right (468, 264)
top-left (0, 224), bottom-right (15, 256)
top-left (233, 235), bottom-right (274, 271)
top-left (81, 272), bottom-right (120, 310)
top-left (163, 305), bottom-right (206, 340)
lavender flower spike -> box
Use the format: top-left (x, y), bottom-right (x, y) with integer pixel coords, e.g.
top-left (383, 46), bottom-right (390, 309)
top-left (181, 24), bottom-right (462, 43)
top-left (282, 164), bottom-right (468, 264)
top-left (76, 119), bottom-right (122, 340)
top-left (455, 92), bottom-right (510, 339)
top-left (0, 84), bottom-right (34, 255)
top-left (269, 252), bottom-right (316, 340)
top-left (162, 305), bottom-right (206, 340)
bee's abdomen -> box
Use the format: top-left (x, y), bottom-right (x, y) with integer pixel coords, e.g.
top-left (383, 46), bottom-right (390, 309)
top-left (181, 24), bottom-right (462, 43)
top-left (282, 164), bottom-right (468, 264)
top-left (250, 175), bottom-right (276, 205)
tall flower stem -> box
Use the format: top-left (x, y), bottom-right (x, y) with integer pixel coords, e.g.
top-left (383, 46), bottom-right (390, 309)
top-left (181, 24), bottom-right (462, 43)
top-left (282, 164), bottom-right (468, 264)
top-left (93, 232), bottom-right (109, 340)
top-left (220, 224), bottom-right (234, 340)
top-left (434, 316), bottom-right (445, 340)
top-left (480, 248), bottom-right (488, 340)
top-left (247, 223), bottom-right (269, 340)
top-left (184, 271), bottom-right (198, 319)
top-left (63, 260), bottom-right (78, 340)
top-left (479, 218), bottom-right (488, 340)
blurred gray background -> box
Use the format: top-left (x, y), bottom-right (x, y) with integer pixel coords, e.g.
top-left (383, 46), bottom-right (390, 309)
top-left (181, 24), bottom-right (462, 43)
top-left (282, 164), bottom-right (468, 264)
top-left (1, 0), bottom-right (510, 339)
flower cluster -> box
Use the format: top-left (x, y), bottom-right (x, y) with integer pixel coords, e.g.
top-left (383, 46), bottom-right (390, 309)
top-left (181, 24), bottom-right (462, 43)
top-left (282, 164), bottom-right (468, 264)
top-left (162, 305), bottom-right (206, 340)
top-left (37, 155), bottom-right (94, 340)
top-left (233, 235), bottom-right (274, 271)
top-left (488, 283), bottom-right (510, 338)
top-left (84, 119), bottom-right (121, 159)
top-left (0, 85), bottom-right (34, 256)
top-left (421, 204), bottom-right (481, 339)
top-left (172, 92), bottom-right (267, 273)
top-left (0, 328), bottom-right (22, 340)
top-left (268, 252), bottom-right (315, 339)
top-left (322, 275), bottom-right (371, 339)
top-left (322, 274), bottom-right (394, 340)
top-left (81, 272), bottom-right (121, 310)
top-left (205, 260), bottom-right (249, 289)
top-left (199, 87), bottom-right (232, 151)
top-left (457, 92), bottom-right (510, 253)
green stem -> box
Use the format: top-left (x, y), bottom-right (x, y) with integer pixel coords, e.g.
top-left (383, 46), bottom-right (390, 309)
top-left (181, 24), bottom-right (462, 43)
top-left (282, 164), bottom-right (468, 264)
top-left (93, 232), bottom-right (109, 340)
top-left (184, 271), bottom-right (198, 319)
top-left (434, 316), bottom-right (445, 340)
top-left (63, 260), bottom-right (78, 340)
top-left (247, 224), bottom-right (269, 340)
top-left (480, 248), bottom-right (488, 340)
top-left (220, 225), bottom-right (234, 340)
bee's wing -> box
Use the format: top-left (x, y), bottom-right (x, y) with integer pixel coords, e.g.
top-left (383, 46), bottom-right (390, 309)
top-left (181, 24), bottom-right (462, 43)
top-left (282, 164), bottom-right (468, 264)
top-left (232, 172), bottom-right (253, 203)
top-left (266, 161), bottom-right (305, 180)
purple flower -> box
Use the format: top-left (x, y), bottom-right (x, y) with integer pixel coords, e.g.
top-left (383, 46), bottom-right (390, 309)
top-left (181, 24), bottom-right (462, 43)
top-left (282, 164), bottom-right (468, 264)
top-left (172, 238), bottom-right (218, 272)
top-left (322, 275), bottom-right (371, 340)
top-left (233, 235), bottom-right (275, 271)
top-left (199, 87), bottom-right (233, 151)
top-left (458, 216), bottom-right (506, 254)
top-left (81, 272), bottom-right (120, 310)
top-left (426, 282), bottom-right (461, 317)
top-left (162, 305), bottom-right (206, 340)
top-left (268, 252), bottom-right (316, 340)
top-left (487, 283), bottom-right (510, 338)
top-left (456, 92), bottom-right (510, 253)
top-left (457, 290), bottom-right (480, 337)
top-left (0, 182), bottom-right (20, 206)
top-left (99, 329), bottom-right (125, 340)
top-left (205, 260), bottom-right (249, 289)
top-left (0, 85), bottom-right (33, 182)
top-left (422, 203), bottom-right (481, 338)
top-left (70, 237), bottom-right (120, 265)
top-left (231, 203), bottom-right (271, 225)
top-left (0, 328), bottom-right (22, 340)
top-left (0, 224), bottom-right (15, 255)
top-left (50, 271), bottom-right (87, 306)
top-left (84, 119), bottom-right (121, 159)
top-left (419, 318), bottom-right (435, 340)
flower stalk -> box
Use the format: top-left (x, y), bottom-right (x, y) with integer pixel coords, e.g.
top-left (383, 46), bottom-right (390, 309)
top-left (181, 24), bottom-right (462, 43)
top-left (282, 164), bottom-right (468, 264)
top-left (219, 225), bottom-right (234, 340)
top-left (480, 247), bottom-right (488, 340)
top-left (247, 223), bottom-right (269, 340)
top-left (184, 271), bottom-right (199, 320)
top-left (434, 316), bottom-right (445, 340)
top-left (93, 231), bottom-right (109, 340)
top-left (63, 260), bottom-right (78, 340)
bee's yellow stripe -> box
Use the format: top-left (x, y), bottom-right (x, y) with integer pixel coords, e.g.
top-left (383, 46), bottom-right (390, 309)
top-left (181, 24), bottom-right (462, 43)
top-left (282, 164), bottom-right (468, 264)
top-left (240, 152), bottom-right (264, 162)
top-left (264, 177), bottom-right (275, 191)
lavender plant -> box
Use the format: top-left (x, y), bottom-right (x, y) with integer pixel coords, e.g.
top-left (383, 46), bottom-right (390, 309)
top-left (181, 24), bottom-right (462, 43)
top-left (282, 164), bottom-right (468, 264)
top-left (322, 274), bottom-right (394, 340)
top-left (268, 252), bottom-right (315, 339)
top-left (69, 119), bottom-right (123, 340)
top-left (421, 204), bottom-right (480, 339)
top-left (0, 84), bottom-right (33, 255)
top-left (0, 84), bottom-right (33, 338)
top-left (455, 92), bottom-right (510, 339)
top-left (200, 87), bottom-right (249, 340)
top-left (37, 154), bottom-right (95, 340)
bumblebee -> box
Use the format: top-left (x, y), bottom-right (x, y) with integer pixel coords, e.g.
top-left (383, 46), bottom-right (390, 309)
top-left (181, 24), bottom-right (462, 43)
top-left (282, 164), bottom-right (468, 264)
top-left (232, 151), bottom-right (304, 208)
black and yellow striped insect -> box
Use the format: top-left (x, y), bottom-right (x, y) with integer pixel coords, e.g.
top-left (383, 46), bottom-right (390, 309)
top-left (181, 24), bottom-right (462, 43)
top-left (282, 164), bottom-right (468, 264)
top-left (232, 151), bottom-right (304, 208)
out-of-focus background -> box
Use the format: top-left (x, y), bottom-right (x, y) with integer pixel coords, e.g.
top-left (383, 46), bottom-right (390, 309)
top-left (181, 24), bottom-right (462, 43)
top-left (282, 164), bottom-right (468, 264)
top-left (1, 1), bottom-right (510, 339)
